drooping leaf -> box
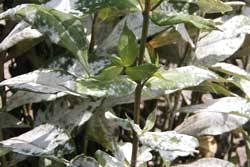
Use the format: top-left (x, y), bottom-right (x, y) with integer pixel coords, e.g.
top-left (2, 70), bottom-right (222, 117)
top-left (118, 24), bottom-right (139, 67)
top-left (173, 158), bottom-right (235, 167)
top-left (126, 64), bottom-right (158, 81)
top-left (197, 0), bottom-right (232, 14)
top-left (94, 66), bottom-right (123, 81)
top-left (0, 23), bottom-right (42, 53)
top-left (77, 0), bottom-right (140, 14)
top-left (68, 154), bottom-right (99, 167)
top-left (0, 4), bottom-right (90, 74)
top-left (179, 97), bottom-right (250, 118)
top-left (139, 131), bottom-right (199, 161)
top-left (0, 69), bottom-right (76, 94)
top-left (0, 124), bottom-right (74, 157)
top-left (151, 11), bottom-right (217, 30)
top-left (175, 112), bottom-right (248, 136)
top-left (194, 15), bottom-right (250, 65)
top-left (211, 63), bottom-right (250, 80)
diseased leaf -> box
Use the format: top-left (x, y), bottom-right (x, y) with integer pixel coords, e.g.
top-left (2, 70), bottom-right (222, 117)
top-left (0, 4), bottom-right (90, 74)
top-left (194, 15), bottom-right (250, 65)
top-left (35, 99), bottom-right (102, 134)
top-left (68, 154), bottom-right (99, 167)
top-left (211, 63), bottom-right (250, 80)
top-left (173, 158), bottom-right (235, 167)
top-left (86, 109), bottom-right (119, 151)
top-left (6, 91), bottom-right (66, 112)
top-left (126, 64), bottom-right (158, 81)
top-left (179, 97), bottom-right (250, 118)
top-left (0, 69), bottom-right (76, 94)
top-left (0, 22), bottom-right (42, 53)
top-left (118, 24), bottom-right (139, 67)
top-left (77, 0), bottom-right (140, 14)
top-left (76, 76), bottom-right (136, 98)
top-left (0, 124), bottom-right (74, 157)
top-left (175, 112), bottom-right (248, 136)
top-left (144, 66), bottom-right (218, 97)
top-left (198, 0), bottom-right (232, 14)
top-left (151, 11), bottom-right (217, 30)
top-left (95, 150), bottom-right (124, 167)
top-left (139, 131), bottom-right (199, 161)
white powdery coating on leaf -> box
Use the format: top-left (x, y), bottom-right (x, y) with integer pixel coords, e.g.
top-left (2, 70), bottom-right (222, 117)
top-left (0, 124), bottom-right (72, 156)
top-left (139, 131), bottom-right (198, 152)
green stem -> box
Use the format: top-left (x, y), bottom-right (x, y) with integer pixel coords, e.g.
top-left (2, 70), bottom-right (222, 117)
top-left (131, 1), bottom-right (151, 167)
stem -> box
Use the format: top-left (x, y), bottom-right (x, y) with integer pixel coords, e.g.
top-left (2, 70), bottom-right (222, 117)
top-left (131, 1), bottom-right (151, 167)
top-left (0, 57), bottom-right (7, 167)
top-left (88, 13), bottom-right (98, 57)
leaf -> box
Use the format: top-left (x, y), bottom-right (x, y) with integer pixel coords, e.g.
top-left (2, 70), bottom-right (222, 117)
top-left (139, 131), bottom-right (198, 161)
top-left (194, 15), bottom-right (250, 65)
top-left (68, 155), bottom-right (99, 167)
top-left (173, 158), bottom-right (235, 167)
top-left (144, 66), bottom-right (218, 97)
top-left (175, 112), bottom-right (248, 136)
top-left (0, 22), bottom-right (42, 53)
top-left (77, 0), bottom-right (140, 14)
top-left (179, 97), bottom-right (250, 118)
top-left (0, 124), bottom-right (74, 157)
top-left (118, 24), bottom-right (139, 67)
top-left (142, 109), bottom-right (157, 132)
top-left (198, 0), bottom-right (232, 14)
top-left (0, 69), bottom-right (76, 94)
top-left (126, 64), bottom-right (158, 81)
top-left (211, 63), bottom-right (250, 80)
top-left (35, 98), bottom-right (102, 134)
top-left (94, 66), bottom-right (123, 81)
top-left (151, 11), bottom-right (217, 30)
top-left (95, 150), bottom-right (125, 167)
top-left (76, 76), bottom-right (136, 98)
top-left (6, 91), bottom-right (66, 111)
top-left (86, 109), bottom-right (119, 151)
top-left (97, 12), bottom-right (168, 56)
top-left (104, 111), bottom-right (131, 131)
top-left (0, 4), bottom-right (90, 74)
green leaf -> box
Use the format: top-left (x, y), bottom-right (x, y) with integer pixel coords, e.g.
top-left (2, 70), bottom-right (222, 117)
top-left (118, 24), bottom-right (139, 67)
top-left (198, 0), bottom-right (233, 14)
top-left (94, 66), bottom-right (123, 81)
top-left (0, 4), bottom-right (90, 74)
top-left (151, 11), bottom-right (217, 30)
top-left (142, 109), bottom-right (157, 132)
top-left (126, 64), bottom-right (158, 81)
top-left (77, 0), bottom-right (140, 14)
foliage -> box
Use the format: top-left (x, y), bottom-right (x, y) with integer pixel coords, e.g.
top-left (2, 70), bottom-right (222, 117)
top-left (0, 0), bottom-right (250, 166)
